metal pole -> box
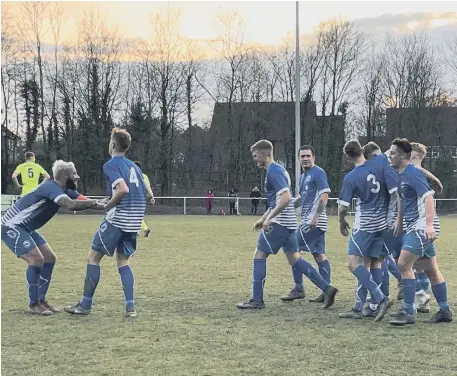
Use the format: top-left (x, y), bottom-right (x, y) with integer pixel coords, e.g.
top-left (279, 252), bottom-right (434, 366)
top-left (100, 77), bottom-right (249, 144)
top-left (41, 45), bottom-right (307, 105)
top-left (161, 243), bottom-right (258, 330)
top-left (294, 1), bottom-right (301, 197)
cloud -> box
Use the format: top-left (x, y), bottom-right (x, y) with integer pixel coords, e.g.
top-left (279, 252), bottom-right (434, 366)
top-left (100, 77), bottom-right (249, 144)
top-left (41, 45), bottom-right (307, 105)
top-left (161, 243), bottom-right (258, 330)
top-left (355, 12), bottom-right (457, 36)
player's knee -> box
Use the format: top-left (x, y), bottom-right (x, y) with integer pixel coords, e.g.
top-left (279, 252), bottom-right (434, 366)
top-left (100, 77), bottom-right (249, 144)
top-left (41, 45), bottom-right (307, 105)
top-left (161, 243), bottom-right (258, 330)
top-left (314, 254), bottom-right (326, 263)
top-left (285, 251), bottom-right (300, 265)
top-left (253, 249), bottom-right (268, 260)
top-left (87, 250), bottom-right (103, 265)
top-left (397, 260), bottom-right (410, 275)
top-left (27, 251), bottom-right (45, 267)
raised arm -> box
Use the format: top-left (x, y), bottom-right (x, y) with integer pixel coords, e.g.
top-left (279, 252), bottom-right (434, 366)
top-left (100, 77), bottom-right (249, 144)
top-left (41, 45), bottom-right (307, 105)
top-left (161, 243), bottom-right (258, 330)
top-left (56, 196), bottom-right (100, 211)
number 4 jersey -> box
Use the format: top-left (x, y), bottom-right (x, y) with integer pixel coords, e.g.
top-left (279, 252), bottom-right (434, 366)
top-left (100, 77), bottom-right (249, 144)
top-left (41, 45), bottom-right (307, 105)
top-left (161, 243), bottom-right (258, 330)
top-left (338, 159), bottom-right (388, 233)
top-left (103, 156), bottom-right (147, 232)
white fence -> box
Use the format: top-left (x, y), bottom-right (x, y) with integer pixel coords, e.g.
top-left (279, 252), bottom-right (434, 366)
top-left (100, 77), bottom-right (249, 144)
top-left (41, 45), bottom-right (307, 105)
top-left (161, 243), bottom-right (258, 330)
top-left (2, 195), bottom-right (457, 216)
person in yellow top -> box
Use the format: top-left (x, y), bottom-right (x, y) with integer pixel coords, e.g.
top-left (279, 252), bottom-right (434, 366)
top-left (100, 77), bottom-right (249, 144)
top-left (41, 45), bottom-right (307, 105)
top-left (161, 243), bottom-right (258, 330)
top-left (134, 161), bottom-right (155, 237)
top-left (12, 152), bottom-right (50, 196)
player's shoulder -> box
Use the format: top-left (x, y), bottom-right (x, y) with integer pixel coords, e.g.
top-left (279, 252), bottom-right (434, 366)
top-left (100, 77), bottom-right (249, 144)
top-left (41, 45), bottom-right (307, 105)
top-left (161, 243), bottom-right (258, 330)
top-left (268, 162), bottom-right (286, 176)
top-left (312, 165), bottom-right (327, 177)
top-left (32, 180), bottom-right (63, 197)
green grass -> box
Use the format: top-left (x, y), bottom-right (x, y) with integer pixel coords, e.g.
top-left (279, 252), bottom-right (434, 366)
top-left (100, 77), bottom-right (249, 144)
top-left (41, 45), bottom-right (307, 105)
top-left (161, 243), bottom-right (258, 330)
top-left (2, 215), bottom-right (457, 376)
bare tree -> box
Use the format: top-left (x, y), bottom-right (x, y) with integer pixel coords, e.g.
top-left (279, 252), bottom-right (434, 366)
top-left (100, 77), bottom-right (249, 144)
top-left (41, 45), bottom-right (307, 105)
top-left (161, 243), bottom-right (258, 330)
top-left (21, 2), bottom-right (50, 152)
top-left (446, 33), bottom-right (457, 86)
top-left (355, 44), bottom-right (385, 140)
top-left (212, 11), bottom-right (249, 186)
top-left (137, 7), bottom-right (187, 195)
top-left (381, 32), bottom-right (446, 109)
top-left (319, 17), bottom-right (367, 116)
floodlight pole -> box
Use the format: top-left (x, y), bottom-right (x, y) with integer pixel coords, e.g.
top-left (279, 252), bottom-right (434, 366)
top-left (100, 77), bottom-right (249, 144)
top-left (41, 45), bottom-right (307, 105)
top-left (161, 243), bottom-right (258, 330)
top-left (294, 1), bottom-right (301, 197)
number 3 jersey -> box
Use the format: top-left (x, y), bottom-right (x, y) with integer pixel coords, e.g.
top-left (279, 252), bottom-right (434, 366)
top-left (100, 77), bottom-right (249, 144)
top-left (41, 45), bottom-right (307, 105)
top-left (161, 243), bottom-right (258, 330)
top-left (103, 156), bottom-right (147, 232)
top-left (338, 159), bottom-right (389, 233)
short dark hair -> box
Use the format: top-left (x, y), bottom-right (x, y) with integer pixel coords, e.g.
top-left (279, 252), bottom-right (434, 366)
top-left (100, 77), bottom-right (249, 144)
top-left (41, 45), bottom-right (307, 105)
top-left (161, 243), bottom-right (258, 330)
top-left (134, 161), bottom-right (142, 168)
top-left (111, 127), bottom-right (131, 152)
top-left (25, 151), bottom-right (35, 160)
top-left (250, 139), bottom-right (273, 154)
top-left (299, 145), bottom-right (315, 156)
top-left (363, 141), bottom-right (381, 160)
top-left (392, 138), bottom-right (412, 155)
top-left (343, 140), bottom-right (363, 158)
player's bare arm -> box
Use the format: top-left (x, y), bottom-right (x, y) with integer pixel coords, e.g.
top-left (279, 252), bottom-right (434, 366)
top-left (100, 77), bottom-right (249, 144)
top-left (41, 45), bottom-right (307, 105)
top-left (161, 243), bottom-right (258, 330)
top-left (42, 171), bottom-right (51, 181)
top-left (393, 195), bottom-right (403, 237)
top-left (145, 184), bottom-right (155, 204)
top-left (420, 167), bottom-right (443, 194)
top-left (104, 180), bottom-right (129, 212)
top-left (424, 195), bottom-right (436, 242)
top-left (56, 196), bottom-right (101, 211)
top-left (253, 208), bottom-right (271, 230)
top-left (293, 195), bottom-right (302, 208)
top-left (309, 193), bottom-right (329, 228)
top-left (11, 171), bottom-right (22, 189)
top-left (338, 204), bottom-right (350, 237)
top-left (263, 190), bottom-right (291, 231)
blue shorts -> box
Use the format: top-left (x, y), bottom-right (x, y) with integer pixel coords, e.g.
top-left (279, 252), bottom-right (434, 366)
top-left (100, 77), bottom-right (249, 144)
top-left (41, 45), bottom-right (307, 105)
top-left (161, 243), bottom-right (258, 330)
top-left (257, 223), bottom-right (298, 255)
top-left (1, 225), bottom-right (47, 257)
top-left (297, 225), bottom-right (325, 255)
top-left (348, 229), bottom-right (386, 258)
top-left (402, 230), bottom-right (436, 259)
top-left (92, 220), bottom-right (137, 257)
top-left (382, 229), bottom-right (404, 259)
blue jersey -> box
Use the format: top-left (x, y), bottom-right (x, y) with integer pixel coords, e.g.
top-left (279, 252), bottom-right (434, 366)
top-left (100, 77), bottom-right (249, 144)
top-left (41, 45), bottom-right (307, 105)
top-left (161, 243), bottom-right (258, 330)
top-left (1, 181), bottom-right (80, 231)
top-left (103, 156), bottom-right (146, 232)
top-left (398, 164), bottom-right (436, 234)
top-left (338, 161), bottom-right (388, 232)
top-left (299, 165), bottom-right (331, 232)
top-left (265, 162), bottom-right (297, 230)
top-left (370, 154), bottom-right (399, 228)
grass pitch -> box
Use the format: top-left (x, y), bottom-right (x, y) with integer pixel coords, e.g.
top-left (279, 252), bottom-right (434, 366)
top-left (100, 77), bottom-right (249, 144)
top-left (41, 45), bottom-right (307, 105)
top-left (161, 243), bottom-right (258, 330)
top-left (2, 215), bottom-right (457, 376)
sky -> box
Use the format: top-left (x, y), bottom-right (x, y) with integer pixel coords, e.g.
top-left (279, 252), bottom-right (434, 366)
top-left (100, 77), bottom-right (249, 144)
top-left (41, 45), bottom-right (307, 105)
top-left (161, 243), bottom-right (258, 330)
top-left (2, 1), bottom-right (457, 48)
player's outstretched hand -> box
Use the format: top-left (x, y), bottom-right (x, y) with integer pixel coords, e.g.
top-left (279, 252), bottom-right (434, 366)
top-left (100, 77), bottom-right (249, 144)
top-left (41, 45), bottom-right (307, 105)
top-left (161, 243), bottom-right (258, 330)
top-left (425, 224), bottom-right (436, 242)
top-left (339, 219), bottom-right (350, 237)
top-left (253, 220), bottom-right (264, 231)
top-left (93, 199), bottom-right (107, 210)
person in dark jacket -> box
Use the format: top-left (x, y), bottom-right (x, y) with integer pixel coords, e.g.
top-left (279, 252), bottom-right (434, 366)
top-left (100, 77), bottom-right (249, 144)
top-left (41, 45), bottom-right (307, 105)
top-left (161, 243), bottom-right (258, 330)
top-left (228, 188), bottom-right (237, 215)
top-left (250, 186), bottom-right (262, 215)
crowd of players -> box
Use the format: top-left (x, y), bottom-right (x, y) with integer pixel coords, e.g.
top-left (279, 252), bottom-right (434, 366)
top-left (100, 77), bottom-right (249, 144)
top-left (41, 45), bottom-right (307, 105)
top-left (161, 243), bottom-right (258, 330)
top-left (0, 127), bottom-right (453, 326)
top-left (236, 138), bottom-right (452, 326)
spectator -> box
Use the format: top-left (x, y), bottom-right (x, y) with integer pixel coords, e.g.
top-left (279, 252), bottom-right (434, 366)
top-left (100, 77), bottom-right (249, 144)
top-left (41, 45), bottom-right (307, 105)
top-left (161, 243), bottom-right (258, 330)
top-left (228, 187), bottom-right (237, 215)
top-left (250, 186), bottom-right (262, 215)
top-left (205, 189), bottom-right (215, 214)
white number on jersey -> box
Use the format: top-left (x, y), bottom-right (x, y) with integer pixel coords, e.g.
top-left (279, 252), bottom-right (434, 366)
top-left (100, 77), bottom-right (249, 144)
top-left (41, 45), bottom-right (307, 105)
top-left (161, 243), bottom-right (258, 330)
top-left (367, 174), bottom-right (380, 193)
top-left (129, 167), bottom-right (140, 187)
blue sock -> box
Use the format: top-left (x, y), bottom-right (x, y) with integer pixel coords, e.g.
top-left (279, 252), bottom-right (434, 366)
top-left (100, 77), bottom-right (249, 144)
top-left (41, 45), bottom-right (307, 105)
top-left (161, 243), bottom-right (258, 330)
top-left (80, 264), bottom-right (100, 310)
top-left (354, 281), bottom-right (367, 311)
top-left (387, 257), bottom-right (401, 282)
top-left (252, 259), bottom-right (266, 303)
top-left (432, 282), bottom-right (450, 312)
top-left (403, 278), bottom-right (416, 315)
top-left (418, 272), bottom-right (430, 293)
top-left (26, 265), bottom-right (42, 305)
top-left (119, 265), bottom-right (135, 309)
top-left (291, 264), bottom-right (304, 291)
top-left (381, 260), bottom-right (390, 297)
top-left (352, 265), bottom-right (384, 304)
top-left (38, 262), bottom-right (55, 301)
top-left (294, 258), bottom-right (329, 292)
top-left (317, 259), bottom-right (331, 284)
top-left (414, 271), bottom-right (423, 292)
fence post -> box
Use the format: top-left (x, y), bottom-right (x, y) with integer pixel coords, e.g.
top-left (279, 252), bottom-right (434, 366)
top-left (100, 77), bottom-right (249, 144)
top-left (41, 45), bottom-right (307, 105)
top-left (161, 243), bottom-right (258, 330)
top-left (184, 197), bottom-right (187, 215)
